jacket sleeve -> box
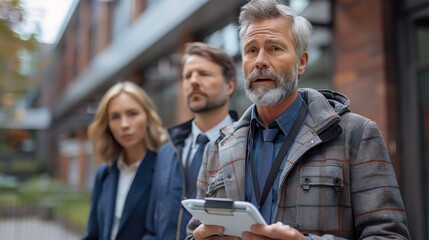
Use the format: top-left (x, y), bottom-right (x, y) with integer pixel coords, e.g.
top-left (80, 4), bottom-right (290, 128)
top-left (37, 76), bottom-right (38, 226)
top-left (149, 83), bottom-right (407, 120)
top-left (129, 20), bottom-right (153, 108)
top-left (82, 164), bottom-right (107, 240)
top-left (185, 218), bottom-right (202, 240)
top-left (306, 120), bottom-right (410, 240)
top-left (350, 120), bottom-right (409, 239)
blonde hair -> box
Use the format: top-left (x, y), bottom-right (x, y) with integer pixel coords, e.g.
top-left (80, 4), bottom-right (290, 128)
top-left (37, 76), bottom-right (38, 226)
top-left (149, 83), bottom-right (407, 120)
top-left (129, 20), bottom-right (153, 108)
top-left (88, 81), bottom-right (168, 164)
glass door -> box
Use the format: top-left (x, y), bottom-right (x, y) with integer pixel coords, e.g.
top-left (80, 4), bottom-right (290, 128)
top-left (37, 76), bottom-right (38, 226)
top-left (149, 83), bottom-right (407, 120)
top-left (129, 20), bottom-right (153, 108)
top-left (397, 2), bottom-right (429, 239)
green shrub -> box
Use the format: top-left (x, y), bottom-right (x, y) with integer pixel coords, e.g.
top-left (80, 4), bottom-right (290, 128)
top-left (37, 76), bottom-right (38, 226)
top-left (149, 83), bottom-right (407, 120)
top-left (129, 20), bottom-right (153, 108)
top-left (13, 176), bottom-right (91, 233)
top-left (0, 160), bottom-right (47, 174)
top-left (55, 194), bottom-right (91, 231)
top-left (0, 183), bottom-right (18, 192)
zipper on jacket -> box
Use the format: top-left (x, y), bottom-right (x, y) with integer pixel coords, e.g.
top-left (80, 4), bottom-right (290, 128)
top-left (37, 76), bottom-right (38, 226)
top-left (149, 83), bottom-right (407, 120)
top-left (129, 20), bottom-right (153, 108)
top-left (169, 144), bottom-right (187, 240)
top-left (178, 149), bottom-right (187, 240)
top-left (316, 117), bottom-right (342, 143)
top-left (316, 117), bottom-right (340, 136)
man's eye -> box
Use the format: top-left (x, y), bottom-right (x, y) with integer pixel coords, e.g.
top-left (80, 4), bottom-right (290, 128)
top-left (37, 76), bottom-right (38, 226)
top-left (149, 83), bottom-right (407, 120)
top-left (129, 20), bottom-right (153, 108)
top-left (246, 47), bottom-right (257, 54)
top-left (183, 72), bottom-right (192, 79)
top-left (271, 46), bottom-right (280, 51)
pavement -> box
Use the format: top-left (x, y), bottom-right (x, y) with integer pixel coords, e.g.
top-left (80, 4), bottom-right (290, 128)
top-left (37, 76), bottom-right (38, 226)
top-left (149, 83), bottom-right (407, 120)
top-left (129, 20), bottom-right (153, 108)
top-left (0, 216), bottom-right (81, 240)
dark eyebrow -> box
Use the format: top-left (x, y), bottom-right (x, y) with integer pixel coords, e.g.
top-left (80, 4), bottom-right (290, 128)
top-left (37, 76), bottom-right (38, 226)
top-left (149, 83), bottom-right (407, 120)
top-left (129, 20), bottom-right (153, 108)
top-left (108, 111), bottom-right (119, 118)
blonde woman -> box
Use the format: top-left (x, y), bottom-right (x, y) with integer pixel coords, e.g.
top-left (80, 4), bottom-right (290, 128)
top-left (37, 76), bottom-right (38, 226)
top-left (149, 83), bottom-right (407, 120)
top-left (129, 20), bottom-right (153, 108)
top-left (83, 81), bottom-right (168, 240)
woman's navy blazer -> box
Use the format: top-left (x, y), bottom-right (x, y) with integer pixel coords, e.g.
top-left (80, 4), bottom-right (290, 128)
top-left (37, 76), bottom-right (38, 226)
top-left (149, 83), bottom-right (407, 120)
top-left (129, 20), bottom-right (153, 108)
top-left (83, 150), bottom-right (156, 240)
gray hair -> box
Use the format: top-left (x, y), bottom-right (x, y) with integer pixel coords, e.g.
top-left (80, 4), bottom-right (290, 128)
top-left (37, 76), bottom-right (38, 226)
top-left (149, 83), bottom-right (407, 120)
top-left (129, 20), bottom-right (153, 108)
top-left (238, 0), bottom-right (313, 58)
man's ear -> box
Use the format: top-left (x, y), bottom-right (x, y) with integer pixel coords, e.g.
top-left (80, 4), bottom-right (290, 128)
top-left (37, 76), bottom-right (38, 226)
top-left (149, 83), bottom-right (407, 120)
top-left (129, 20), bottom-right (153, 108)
top-left (298, 51), bottom-right (308, 75)
top-left (227, 78), bottom-right (236, 97)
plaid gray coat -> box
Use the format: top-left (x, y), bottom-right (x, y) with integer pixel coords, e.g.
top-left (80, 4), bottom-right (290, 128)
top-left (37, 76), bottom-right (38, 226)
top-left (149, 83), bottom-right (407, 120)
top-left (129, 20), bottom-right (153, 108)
top-left (187, 88), bottom-right (410, 239)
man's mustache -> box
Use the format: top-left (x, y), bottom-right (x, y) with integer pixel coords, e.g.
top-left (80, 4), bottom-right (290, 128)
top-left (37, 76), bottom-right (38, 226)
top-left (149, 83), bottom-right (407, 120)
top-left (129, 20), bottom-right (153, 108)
top-left (247, 68), bottom-right (280, 82)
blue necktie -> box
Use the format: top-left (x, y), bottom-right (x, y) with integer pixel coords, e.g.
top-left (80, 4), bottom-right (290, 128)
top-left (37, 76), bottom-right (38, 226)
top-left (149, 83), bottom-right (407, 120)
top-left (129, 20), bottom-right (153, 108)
top-left (186, 134), bottom-right (209, 197)
top-left (258, 128), bottom-right (279, 223)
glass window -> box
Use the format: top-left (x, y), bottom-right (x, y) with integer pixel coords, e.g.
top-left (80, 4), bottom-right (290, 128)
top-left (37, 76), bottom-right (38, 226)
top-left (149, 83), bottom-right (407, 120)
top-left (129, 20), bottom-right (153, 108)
top-left (298, 0), bottom-right (331, 24)
top-left (147, 0), bottom-right (166, 7)
top-left (300, 26), bottom-right (332, 90)
top-left (142, 54), bottom-right (181, 126)
top-left (416, 18), bottom-right (429, 66)
top-left (111, 0), bottom-right (133, 37)
top-left (89, 0), bottom-right (99, 57)
top-left (294, 0), bottom-right (332, 90)
top-left (206, 23), bottom-right (240, 57)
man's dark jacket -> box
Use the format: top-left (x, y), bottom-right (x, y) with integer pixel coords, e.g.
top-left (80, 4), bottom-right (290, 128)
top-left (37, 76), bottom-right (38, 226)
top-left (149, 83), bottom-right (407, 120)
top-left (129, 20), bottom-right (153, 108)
top-left (144, 111), bottom-right (239, 240)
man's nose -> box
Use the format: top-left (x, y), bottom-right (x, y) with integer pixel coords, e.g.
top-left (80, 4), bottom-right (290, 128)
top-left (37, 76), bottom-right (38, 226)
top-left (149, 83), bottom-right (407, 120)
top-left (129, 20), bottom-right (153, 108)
top-left (255, 50), bottom-right (269, 69)
top-left (189, 72), bottom-right (200, 84)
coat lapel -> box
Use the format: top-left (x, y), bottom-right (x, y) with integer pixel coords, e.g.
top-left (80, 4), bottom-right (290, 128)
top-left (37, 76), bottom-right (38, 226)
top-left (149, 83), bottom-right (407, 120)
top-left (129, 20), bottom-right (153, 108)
top-left (279, 90), bottom-right (341, 184)
top-left (102, 165), bottom-right (119, 240)
top-left (117, 151), bottom-right (156, 232)
top-left (218, 123), bottom-right (249, 201)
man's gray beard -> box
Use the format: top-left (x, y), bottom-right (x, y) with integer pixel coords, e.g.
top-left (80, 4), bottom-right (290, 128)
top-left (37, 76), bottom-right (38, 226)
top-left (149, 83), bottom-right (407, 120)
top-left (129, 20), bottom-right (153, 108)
top-left (244, 66), bottom-right (298, 106)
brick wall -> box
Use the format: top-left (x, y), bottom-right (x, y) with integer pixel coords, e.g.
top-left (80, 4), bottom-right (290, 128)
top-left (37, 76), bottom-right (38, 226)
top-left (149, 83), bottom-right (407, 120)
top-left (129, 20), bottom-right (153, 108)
top-left (333, 0), bottom-right (400, 173)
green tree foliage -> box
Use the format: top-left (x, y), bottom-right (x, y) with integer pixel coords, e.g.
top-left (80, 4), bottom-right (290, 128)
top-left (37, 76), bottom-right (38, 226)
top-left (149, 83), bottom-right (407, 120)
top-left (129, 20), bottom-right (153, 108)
top-left (0, 0), bottom-right (39, 111)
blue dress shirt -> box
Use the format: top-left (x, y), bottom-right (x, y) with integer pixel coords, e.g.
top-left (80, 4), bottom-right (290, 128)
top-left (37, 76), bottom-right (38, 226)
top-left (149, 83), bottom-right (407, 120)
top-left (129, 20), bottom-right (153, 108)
top-left (245, 94), bottom-right (306, 223)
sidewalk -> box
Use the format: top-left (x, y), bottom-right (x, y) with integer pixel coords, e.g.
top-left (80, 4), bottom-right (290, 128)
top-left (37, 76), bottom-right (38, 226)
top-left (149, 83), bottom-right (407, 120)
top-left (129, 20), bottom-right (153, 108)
top-left (0, 216), bottom-right (81, 240)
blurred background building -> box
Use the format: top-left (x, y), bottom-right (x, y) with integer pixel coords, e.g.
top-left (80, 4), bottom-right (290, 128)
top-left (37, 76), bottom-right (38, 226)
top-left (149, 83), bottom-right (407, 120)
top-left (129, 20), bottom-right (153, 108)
top-left (0, 0), bottom-right (428, 238)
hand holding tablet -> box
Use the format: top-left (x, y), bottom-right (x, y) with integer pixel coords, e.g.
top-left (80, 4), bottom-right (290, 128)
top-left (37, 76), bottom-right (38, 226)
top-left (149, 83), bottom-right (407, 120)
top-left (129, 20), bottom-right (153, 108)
top-left (181, 198), bottom-right (266, 237)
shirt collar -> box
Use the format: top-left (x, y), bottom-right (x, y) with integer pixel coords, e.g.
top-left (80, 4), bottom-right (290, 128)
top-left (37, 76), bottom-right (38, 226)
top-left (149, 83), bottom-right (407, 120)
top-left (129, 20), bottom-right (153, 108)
top-left (117, 152), bottom-right (143, 172)
top-left (250, 94), bottom-right (304, 136)
top-left (191, 114), bottom-right (234, 144)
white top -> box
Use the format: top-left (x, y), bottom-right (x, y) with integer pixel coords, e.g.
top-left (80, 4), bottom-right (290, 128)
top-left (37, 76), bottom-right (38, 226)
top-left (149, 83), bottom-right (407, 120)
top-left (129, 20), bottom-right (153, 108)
top-left (181, 114), bottom-right (234, 167)
top-left (110, 153), bottom-right (143, 240)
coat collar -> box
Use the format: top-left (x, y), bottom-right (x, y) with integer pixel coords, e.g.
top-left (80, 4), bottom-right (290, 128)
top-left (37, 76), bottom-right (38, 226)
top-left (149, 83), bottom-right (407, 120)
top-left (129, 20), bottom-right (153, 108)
top-left (103, 151), bottom-right (156, 238)
top-left (118, 150), bottom-right (156, 232)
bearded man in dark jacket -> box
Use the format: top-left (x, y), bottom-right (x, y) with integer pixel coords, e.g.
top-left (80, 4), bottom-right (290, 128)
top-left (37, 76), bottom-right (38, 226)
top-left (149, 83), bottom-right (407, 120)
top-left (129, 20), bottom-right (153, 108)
top-left (143, 42), bottom-right (239, 240)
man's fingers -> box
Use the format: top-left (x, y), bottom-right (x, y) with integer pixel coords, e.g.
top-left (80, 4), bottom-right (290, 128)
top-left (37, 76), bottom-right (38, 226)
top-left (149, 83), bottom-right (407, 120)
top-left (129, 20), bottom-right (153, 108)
top-left (193, 224), bottom-right (225, 239)
top-left (246, 222), bottom-right (303, 239)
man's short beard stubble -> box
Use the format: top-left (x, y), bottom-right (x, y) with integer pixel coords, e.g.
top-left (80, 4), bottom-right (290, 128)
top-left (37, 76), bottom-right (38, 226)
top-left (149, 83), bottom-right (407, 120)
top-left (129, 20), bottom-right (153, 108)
top-left (187, 92), bottom-right (228, 114)
top-left (244, 65), bottom-right (298, 106)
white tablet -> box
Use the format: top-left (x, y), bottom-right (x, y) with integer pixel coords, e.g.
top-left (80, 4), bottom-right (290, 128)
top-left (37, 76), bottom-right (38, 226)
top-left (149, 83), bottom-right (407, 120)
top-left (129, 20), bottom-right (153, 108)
top-left (181, 198), bottom-right (266, 237)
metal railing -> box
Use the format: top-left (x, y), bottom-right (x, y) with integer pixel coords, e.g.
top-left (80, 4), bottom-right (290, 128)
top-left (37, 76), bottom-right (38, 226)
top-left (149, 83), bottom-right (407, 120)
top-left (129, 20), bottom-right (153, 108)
top-left (0, 195), bottom-right (82, 240)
